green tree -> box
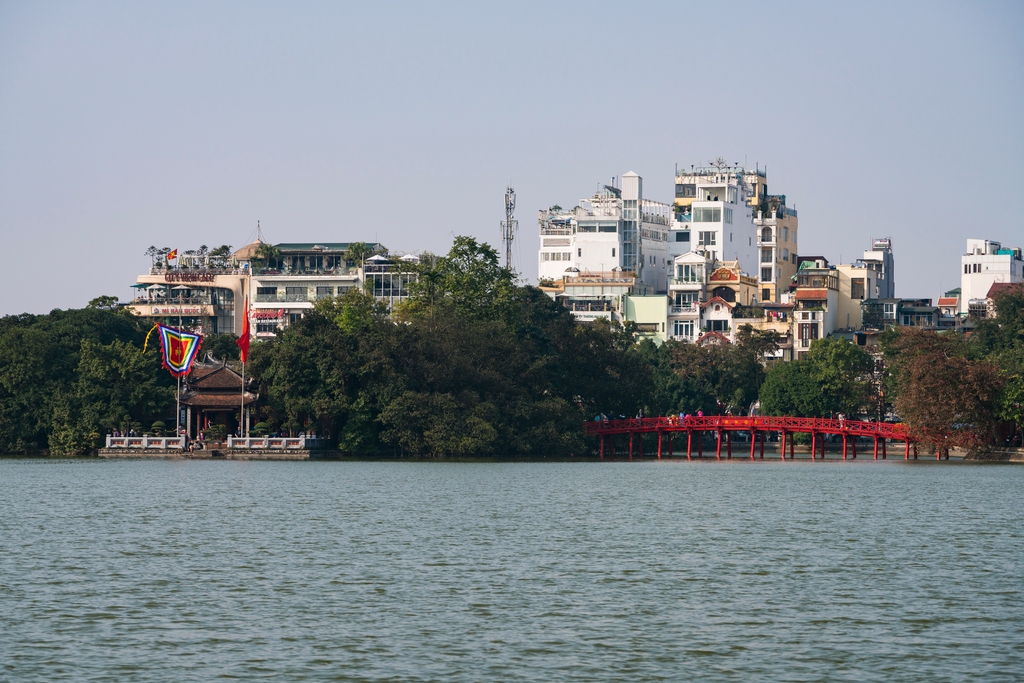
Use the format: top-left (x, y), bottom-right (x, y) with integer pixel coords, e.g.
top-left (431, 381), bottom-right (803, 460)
top-left (87, 295), bottom-right (119, 310)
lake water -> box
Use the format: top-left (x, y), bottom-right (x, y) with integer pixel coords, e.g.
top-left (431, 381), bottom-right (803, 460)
top-left (1, 458), bottom-right (1021, 682)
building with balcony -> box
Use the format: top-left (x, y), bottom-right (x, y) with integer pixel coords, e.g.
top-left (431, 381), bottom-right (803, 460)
top-left (960, 238), bottom-right (1023, 314)
top-left (789, 256), bottom-right (839, 358)
top-left (540, 271), bottom-right (637, 324)
top-left (249, 242), bottom-right (374, 336)
top-left (754, 196), bottom-right (798, 303)
top-left (126, 246), bottom-right (253, 336)
top-left (669, 165), bottom-right (757, 276)
top-left (538, 172), bottom-right (671, 294)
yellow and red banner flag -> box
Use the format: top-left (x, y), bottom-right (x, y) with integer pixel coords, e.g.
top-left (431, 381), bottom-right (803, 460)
top-left (166, 249), bottom-right (178, 261)
top-left (152, 324), bottom-right (202, 377)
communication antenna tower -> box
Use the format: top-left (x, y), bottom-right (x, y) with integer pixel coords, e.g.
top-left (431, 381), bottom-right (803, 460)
top-left (501, 184), bottom-right (517, 271)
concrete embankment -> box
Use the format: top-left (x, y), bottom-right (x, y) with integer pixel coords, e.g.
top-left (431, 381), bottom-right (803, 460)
top-left (961, 447), bottom-right (1024, 462)
top-left (97, 449), bottom-right (341, 461)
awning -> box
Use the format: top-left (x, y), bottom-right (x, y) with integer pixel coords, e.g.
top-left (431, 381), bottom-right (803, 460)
top-left (130, 283), bottom-right (148, 289)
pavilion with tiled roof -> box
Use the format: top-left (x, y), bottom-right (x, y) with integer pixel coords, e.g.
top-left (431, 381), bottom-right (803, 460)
top-left (181, 355), bottom-right (259, 438)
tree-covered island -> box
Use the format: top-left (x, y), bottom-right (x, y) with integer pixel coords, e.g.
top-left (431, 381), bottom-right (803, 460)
top-left (1, 237), bottom-right (1022, 457)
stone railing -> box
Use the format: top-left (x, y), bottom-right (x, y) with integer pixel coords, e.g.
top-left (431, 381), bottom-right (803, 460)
top-left (106, 435), bottom-right (185, 449)
top-left (226, 436), bottom-right (328, 450)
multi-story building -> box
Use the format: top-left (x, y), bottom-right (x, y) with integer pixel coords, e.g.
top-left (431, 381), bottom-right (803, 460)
top-left (126, 248), bottom-right (251, 337)
top-left (789, 256), bottom-right (839, 358)
top-left (249, 242), bottom-right (368, 336)
top-left (754, 196), bottom-right (798, 303)
top-left (835, 262), bottom-right (880, 330)
top-left (128, 240), bottom-right (410, 340)
top-left (861, 238), bottom-right (895, 299)
top-left (960, 238), bottom-right (1023, 314)
top-left (538, 172), bottom-right (671, 294)
top-left (670, 166), bottom-right (757, 275)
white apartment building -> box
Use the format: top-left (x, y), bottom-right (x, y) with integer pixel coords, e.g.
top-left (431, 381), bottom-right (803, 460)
top-left (960, 239), bottom-right (1023, 314)
top-left (538, 172), bottom-right (671, 294)
top-left (669, 167), bottom-right (758, 279)
top-left (861, 238), bottom-right (895, 299)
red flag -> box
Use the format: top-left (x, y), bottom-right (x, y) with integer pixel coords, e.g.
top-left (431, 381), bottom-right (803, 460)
top-left (166, 249), bottom-right (178, 261)
top-left (236, 298), bottom-right (251, 363)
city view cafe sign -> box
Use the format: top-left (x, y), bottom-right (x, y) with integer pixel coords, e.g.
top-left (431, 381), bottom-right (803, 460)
top-left (164, 272), bottom-right (216, 283)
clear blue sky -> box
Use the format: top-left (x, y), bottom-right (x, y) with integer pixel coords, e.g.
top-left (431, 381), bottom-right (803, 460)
top-left (1, 0), bottom-right (1021, 315)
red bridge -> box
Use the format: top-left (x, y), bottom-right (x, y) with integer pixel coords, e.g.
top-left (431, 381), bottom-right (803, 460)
top-left (584, 416), bottom-right (928, 460)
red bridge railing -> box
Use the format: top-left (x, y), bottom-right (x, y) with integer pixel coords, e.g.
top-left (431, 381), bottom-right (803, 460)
top-left (583, 416), bottom-right (921, 460)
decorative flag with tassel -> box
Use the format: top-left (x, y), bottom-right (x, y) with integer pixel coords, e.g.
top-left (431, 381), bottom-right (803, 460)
top-left (236, 298), bottom-right (251, 363)
top-left (144, 323), bottom-right (202, 377)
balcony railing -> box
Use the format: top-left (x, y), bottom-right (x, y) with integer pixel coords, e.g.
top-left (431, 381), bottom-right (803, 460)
top-left (671, 276), bottom-right (703, 285)
top-left (669, 304), bottom-right (699, 314)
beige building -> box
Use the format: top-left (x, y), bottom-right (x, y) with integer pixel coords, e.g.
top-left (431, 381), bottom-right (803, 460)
top-left (755, 197), bottom-right (798, 303)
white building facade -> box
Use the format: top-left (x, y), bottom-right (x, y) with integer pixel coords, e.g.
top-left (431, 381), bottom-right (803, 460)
top-left (960, 238), bottom-right (1023, 314)
top-left (538, 172), bottom-right (670, 294)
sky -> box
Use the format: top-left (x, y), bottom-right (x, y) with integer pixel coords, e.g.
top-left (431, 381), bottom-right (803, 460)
top-left (1, 0), bottom-right (1022, 315)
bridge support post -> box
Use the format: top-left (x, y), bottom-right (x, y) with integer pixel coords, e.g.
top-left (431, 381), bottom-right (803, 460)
top-left (657, 431), bottom-right (662, 459)
top-left (913, 444), bottom-right (918, 460)
top-left (668, 433), bottom-right (673, 458)
top-left (686, 431), bottom-right (692, 460)
top-left (810, 432), bottom-right (816, 460)
top-left (873, 437), bottom-right (878, 460)
top-left (851, 438), bottom-right (856, 459)
top-left (628, 434), bottom-right (633, 460)
top-left (638, 433), bottom-right (643, 458)
top-left (904, 440), bottom-right (910, 460)
top-left (781, 430), bottom-right (787, 460)
top-left (599, 435), bottom-right (604, 460)
top-left (716, 430), bottom-right (722, 460)
top-left (842, 435), bottom-right (847, 459)
top-left (750, 430), bottom-right (756, 460)
top-left (698, 431), bottom-right (703, 458)
top-left (760, 432), bottom-right (764, 459)
top-left (726, 431), bottom-right (732, 459)
top-left (882, 438), bottom-right (886, 459)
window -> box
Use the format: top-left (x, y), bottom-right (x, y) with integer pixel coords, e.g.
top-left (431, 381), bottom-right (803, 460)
top-left (782, 248), bottom-right (789, 260)
top-left (675, 231), bottom-right (690, 242)
top-left (673, 320), bottom-right (695, 339)
top-left (255, 286), bottom-right (278, 302)
top-left (256, 321), bottom-right (278, 334)
top-left (698, 231), bottom-right (717, 247)
top-left (724, 208), bottom-right (733, 224)
top-left (578, 223), bottom-right (597, 233)
top-left (883, 303), bottom-right (896, 319)
top-left (598, 223), bottom-right (618, 233)
top-left (612, 248), bottom-right (616, 257)
top-left (761, 248), bottom-right (773, 263)
top-left (761, 227), bottom-right (772, 242)
top-left (285, 286), bottom-right (308, 302)
top-left (578, 248), bottom-right (582, 257)
top-left (315, 286), bottom-right (334, 299)
top-left (783, 227), bottom-right (788, 242)
top-left (964, 264), bottom-right (969, 274)
top-left (761, 267), bottom-right (773, 282)
top-left (851, 278), bottom-right (865, 299)
top-left (675, 184), bottom-right (696, 198)
top-left (762, 288), bottom-right (771, 301)
top-left (677, 264), bottom-right (703, 282)
top-left (693, 207), bottom-right (722, 222)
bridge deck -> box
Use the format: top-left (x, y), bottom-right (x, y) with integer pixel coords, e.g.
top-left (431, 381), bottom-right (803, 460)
top-left (584, 416), bottom-right (923, 460)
